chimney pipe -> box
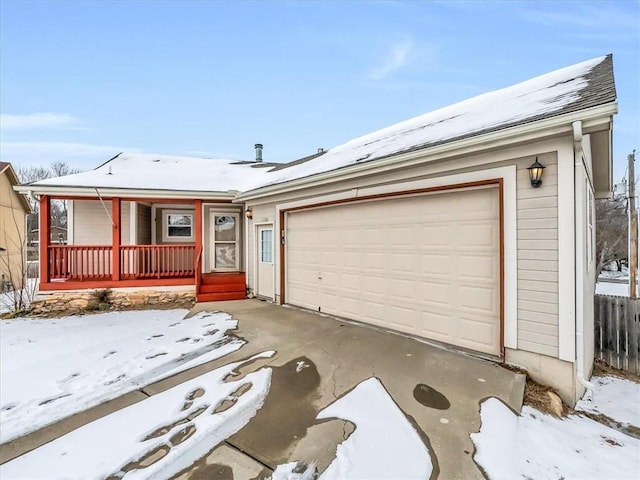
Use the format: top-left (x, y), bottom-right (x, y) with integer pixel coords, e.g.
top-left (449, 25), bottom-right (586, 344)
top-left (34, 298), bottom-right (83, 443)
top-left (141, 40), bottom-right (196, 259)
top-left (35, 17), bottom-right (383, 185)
top-left (254, 143), bottom-right (263, 163)
top-left (317, 148), bottom-right (324, 154)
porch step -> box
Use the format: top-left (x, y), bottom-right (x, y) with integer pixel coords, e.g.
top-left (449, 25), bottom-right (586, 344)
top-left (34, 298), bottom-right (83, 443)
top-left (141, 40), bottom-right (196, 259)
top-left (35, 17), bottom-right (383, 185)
top-left (197, 272), bottom-right (246, 302)
top-left (196, 291), bottom-right (247, 302)
top-left (198, 283), bottom-right (245, 294)
top-left (201, 272), bottom-right (245, 285)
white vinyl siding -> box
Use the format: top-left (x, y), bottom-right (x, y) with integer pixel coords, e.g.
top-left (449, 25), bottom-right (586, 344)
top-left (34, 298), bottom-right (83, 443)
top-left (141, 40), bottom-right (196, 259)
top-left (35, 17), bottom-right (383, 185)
top-left (516, 154), bottom-right (559, 357)
top-left (72, 200), bottom-right (130, 245)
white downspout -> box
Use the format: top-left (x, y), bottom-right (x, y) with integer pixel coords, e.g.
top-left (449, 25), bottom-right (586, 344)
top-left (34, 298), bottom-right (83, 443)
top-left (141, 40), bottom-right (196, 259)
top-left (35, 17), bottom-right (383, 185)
top-left (572, 120), bottom-right (595, 393)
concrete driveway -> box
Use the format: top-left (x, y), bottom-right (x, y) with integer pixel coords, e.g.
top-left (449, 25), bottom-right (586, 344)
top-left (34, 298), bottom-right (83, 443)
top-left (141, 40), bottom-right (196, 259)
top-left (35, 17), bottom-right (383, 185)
top-left (166, 299), bottom-right (525, 479)
top-left (1, 299), bottom-right (525, 479)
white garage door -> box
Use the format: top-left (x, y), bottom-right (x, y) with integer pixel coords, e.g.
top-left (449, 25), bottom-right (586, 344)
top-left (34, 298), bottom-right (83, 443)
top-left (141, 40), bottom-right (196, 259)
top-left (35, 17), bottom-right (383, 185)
top-left (286, 186), bottom-right (501, 356)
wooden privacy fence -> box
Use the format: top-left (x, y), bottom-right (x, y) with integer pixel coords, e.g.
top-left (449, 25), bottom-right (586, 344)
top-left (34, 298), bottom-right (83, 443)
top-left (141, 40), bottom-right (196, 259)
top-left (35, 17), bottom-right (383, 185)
top-left (594, 294), bottom-right (640, 374)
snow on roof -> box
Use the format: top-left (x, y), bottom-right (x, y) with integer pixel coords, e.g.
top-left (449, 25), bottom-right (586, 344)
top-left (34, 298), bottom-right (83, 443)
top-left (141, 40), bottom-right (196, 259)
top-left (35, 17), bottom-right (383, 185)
top-left (30, 153), bottom-right (275, 193)
top-left (261, 55), bottom-right (613, 188)
top-left (30, 55), bottom-right (614, 194)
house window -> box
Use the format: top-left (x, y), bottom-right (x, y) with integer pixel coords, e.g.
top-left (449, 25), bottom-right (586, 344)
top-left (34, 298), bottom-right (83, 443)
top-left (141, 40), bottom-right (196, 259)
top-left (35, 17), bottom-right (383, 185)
top-left (261, 229), bottom-right (273, 263)
top-left (213, 214), bottom-right (239, 270)
top-left (163, 212), bottom-right (194, 242)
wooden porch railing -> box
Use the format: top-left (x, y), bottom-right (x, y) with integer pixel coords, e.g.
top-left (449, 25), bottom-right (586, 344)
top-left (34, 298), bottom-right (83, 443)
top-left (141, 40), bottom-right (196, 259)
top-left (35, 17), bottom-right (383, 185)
top-left (48, 245), bottom-right (196, 281)
top-left (121, 245), bottom-right (196, 279)
top-left (49, 245), bottom-right (112, 281)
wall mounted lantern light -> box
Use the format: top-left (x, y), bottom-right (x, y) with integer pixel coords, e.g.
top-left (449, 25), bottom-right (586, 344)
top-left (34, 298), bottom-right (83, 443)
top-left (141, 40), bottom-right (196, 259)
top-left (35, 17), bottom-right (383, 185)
top-left (527, 157), bottom-right (545, 188)
top-left (245, 208), bottom-right (253, 219)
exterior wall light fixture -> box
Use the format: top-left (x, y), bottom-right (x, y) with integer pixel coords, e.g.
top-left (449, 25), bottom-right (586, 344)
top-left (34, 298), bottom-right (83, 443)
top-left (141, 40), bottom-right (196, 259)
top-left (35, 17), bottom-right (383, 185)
top-left (245, 208), bottom-right (253, 219)
top-left (527, 157), bottom-right (545, 188)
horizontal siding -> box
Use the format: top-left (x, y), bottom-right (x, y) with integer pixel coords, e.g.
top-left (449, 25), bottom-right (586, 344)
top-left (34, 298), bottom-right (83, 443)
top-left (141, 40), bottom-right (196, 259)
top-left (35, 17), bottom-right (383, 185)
top-left (137, 204), bottom-right (152, 245)
top-left (73, 200), bottom-right (130, 245)
top-left (518, 339), bottom-right (558, 357)
top-left (516, 153), bottom-right (559, 356)
top-left (73, 201), bottom-right (111, 244)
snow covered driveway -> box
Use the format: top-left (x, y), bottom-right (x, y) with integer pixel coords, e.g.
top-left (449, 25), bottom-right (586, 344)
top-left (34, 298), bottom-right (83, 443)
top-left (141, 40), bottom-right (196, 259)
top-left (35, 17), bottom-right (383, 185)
top-left (0, 309), bottom-right (244, 443)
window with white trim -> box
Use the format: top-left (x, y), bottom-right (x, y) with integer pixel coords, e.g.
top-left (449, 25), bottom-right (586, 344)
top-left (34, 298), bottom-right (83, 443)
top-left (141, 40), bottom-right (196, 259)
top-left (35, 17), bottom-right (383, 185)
top-left (213, 214), bottom-right (239, 270)
top-left (260, 228), bottom-right (273, 263)
top-left (163, 212), bottom-right (194, 242)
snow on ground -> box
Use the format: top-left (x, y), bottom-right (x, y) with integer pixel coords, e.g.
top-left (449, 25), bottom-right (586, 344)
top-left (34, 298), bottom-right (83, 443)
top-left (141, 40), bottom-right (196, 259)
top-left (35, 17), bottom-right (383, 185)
top-left (576, 375), bottom-right (640, 429)
top-left (0, 309), bottom-right (245, 443)
top-left (471, 396), bottom-right (640, 480)
top-left (0, 278), bottom-right (38, 314)
top-left (599, 267), bottom-right (629, 281)
top-left (595, 281), bottom-right (633, 296)
top-left (0, 351), bottom-right (275, 480)
top-left (319, 377), bottom-right (432, 479)
top-left (269, 377), bottom-right (433, 480)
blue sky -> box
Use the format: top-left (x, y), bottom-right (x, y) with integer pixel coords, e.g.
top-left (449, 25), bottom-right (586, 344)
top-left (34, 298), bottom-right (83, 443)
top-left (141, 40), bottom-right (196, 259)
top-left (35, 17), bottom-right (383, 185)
top-left (1, 0), bottom-right (638, 182)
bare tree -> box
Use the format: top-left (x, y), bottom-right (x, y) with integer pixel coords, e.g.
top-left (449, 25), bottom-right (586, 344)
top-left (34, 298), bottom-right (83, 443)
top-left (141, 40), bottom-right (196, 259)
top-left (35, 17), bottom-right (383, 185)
top-left (0, 192), bottom-right (37, 314)
top-left (16, 162), bottom-right (80, 239)
top-left (596, 198), bottom-right (628, 276)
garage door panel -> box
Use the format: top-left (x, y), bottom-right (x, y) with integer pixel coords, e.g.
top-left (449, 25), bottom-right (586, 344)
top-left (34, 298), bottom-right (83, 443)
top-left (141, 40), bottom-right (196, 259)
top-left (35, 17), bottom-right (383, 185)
top-left (286, 187), bottom-right (500, 356)
top-left (459, 285), bottom-right (497, 312)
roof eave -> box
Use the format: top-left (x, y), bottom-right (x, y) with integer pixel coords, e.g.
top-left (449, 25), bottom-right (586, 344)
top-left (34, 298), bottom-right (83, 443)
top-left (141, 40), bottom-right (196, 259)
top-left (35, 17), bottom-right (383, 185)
top-left (237, 101), bottom-right (618, 202)
top-left (12, 185), bottom-right (238, 201)
top-left (2, 163), bottom-right (32, 213)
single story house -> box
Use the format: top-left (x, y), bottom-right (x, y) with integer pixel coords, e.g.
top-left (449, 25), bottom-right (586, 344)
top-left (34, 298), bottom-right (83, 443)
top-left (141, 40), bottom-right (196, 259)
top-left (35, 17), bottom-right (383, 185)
top-left (1, 161), bottom-right (32, 291)
top-left (16, 55), bottom-right (617, 405)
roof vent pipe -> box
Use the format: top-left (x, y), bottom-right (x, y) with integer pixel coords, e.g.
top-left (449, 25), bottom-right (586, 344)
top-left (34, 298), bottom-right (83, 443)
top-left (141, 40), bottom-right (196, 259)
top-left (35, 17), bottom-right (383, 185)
top-left (254, 143), bottom-right (263, 163)
top-left (317, 148), bottom-right (324, 154)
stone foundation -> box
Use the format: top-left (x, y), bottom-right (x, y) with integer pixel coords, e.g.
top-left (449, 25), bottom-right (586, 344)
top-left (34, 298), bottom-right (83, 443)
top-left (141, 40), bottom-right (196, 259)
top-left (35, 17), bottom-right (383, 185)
top-left (29, 288), bottom-right (196, 316)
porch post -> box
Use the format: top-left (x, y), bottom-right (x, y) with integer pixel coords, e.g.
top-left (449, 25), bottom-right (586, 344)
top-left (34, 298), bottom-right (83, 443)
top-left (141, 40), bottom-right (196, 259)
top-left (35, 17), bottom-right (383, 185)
top-left (194, 199), bottom-right (203, 273)
top-left (112, 198), bottom-right (121, 281)
top-left (39, 195), bottom-right (50, 283)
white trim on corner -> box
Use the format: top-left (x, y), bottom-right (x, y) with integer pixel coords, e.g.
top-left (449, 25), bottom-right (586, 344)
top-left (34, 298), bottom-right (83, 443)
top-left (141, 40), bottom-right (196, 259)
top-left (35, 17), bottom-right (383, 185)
top-left (275, 166), bottom-right (518, 350)
top-left (67, 200), bottom-right (74, 245)
top-left (558, 142), bottom-right (576, 362)
top-left (253, 222), bottom-right (275, 300)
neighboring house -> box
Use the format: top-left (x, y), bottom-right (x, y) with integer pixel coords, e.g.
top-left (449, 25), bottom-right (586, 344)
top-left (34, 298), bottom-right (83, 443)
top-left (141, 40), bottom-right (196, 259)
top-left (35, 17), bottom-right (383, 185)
top-left (0, 162), bottom-right (32, 291)
top-left (29, 226), bottom-right (68, 245)
top-left (16, 55), bottom-right (617, 405)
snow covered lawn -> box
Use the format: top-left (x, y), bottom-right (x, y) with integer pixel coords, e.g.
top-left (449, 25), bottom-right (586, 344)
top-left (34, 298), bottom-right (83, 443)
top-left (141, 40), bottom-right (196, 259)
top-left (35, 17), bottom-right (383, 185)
top-left (0, 351), bottom-right (275, 480)
top-left (595, 281), bottom-right (635, 296)
top-left (0, 309), bottom-right (244, 444)
top-left (472, 375), bottom-right (640, 479)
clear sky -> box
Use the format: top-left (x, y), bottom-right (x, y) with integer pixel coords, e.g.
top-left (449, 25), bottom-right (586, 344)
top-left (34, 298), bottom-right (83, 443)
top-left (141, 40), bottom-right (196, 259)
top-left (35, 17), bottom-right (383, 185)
top-left (1, 0), bottom-right (638, 182)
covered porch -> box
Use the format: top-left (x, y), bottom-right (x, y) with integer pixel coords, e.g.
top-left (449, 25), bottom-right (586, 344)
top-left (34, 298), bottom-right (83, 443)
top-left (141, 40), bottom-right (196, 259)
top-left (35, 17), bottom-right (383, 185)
top-left (38, 195), bottom-right (246, 301)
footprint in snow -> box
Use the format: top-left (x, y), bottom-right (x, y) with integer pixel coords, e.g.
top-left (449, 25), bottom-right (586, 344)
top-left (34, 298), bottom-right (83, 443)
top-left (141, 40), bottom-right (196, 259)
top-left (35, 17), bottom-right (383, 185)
top-left (146, 352), bottom-right (168, 360)
top-left (1, 403), bottom-right (17, 412)
top-left (104, 374), bottom-right (126, 386)
top-left (39, 393), bottom-right (72, 406)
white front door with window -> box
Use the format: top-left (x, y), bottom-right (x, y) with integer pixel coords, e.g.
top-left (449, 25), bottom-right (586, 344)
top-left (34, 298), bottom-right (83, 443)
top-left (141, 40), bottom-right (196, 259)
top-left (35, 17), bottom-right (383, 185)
top-left (210, 213), bottom-right (240, 271)
top-left (256, 225), bottom-right (274, 299)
